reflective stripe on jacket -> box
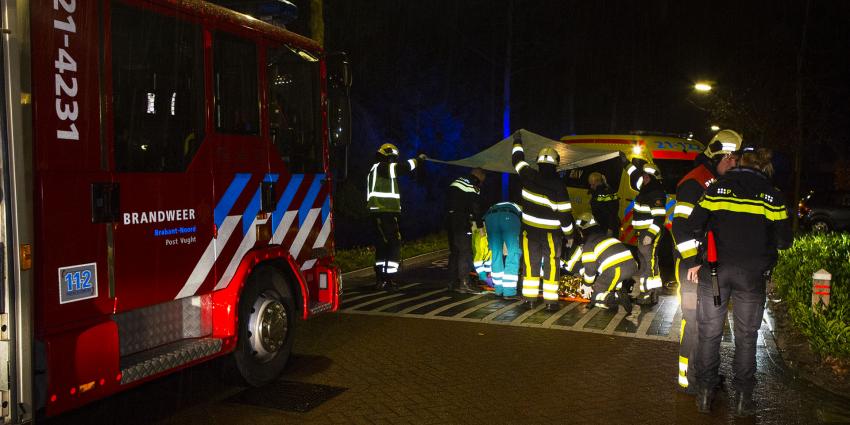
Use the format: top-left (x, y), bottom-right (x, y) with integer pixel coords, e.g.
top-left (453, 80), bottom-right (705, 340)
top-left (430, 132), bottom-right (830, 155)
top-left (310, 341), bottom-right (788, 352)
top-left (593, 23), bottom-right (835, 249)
top-left (511, 144), bottom-right (574, 235)
top-left (671, 163), bottom-right (716, 265)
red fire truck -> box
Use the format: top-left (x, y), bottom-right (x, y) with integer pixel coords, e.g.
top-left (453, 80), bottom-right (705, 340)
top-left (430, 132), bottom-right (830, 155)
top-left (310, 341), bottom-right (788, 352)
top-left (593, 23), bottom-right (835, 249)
top-left (0, 0), bottom-right (350, 421)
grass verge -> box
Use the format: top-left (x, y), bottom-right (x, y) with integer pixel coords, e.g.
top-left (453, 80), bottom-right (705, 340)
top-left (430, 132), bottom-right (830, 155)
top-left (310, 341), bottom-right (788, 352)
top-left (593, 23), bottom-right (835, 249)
top-left (335, 232), bottom-right (447, 273)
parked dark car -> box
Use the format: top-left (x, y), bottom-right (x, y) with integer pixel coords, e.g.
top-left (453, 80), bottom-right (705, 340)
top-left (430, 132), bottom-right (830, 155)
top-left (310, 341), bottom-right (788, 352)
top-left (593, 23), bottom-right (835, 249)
top-left (798, 190), bottom-right (850, 232)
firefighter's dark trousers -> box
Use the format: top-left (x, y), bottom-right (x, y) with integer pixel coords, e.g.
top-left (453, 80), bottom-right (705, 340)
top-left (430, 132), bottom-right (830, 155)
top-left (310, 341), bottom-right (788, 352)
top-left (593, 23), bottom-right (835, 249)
top-left (694, 265), bottom-right (766, 395)
top-left (372, 213), bottom-right (401, 279)
top-left (676, 258), bottom-right (699, 391)
top-left (446, 213), bottom-right (473, 287)
top-left (590, 261), bottom-right (637, 307)
top-left (521, 228), bottom-right (562, 304)
top-left (634, 232), bottom-right (662, 292)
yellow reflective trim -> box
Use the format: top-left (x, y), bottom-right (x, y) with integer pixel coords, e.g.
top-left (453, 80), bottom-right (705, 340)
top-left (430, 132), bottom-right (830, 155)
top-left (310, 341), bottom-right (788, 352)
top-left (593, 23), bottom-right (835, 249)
top-left (593, 238), bottom-right (619, 258)
top-left (605, 267), bottom-right (621, 292)
top-left (566, 246), bottom-right (583, 272)
top-left (523, 231), bottom-right (534, 279)
top-left (700, 195), bottom-right (788, 220)
top-left (547, 233), bottom-right (556, 282)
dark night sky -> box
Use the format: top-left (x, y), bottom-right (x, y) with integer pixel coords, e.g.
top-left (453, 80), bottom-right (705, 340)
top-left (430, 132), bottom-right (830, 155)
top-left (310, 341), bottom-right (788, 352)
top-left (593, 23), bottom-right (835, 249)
top-left (277, 0), bottom-right (850, 243)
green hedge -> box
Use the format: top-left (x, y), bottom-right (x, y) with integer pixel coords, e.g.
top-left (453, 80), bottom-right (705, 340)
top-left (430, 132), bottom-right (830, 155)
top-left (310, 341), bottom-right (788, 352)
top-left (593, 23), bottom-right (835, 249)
top-left (773, 233), bottom-right (850, 360)
top-left (335, 232), bottom-right (448, 273)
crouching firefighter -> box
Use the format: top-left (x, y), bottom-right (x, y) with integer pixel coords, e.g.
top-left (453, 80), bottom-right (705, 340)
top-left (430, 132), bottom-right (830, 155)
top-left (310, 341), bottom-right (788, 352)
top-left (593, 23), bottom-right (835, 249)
top-left (511, 132), bottom-right (574, 311)
top-left (366, 143), bottom-right (426, 290)
top-left (564, 213), bottom-right (636, 314)
top-left (624, 156), bottom-right (667, 305)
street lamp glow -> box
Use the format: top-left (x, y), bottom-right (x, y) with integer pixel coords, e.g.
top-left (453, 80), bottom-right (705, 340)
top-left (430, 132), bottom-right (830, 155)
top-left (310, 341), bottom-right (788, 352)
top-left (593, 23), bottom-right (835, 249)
top-left (694, 82), bottom-right (713, 93)
top-left (710, 125), bottom-right (720, 131)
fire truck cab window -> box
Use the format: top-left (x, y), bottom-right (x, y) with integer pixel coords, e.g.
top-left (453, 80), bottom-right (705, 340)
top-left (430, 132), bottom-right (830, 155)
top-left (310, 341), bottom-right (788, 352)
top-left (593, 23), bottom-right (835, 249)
top-left (214, 33), bottom-right (259, 135)
top-left (111, 3), bottom-right (205, 172)
top-left (267, 46), bottom-right (323, 173)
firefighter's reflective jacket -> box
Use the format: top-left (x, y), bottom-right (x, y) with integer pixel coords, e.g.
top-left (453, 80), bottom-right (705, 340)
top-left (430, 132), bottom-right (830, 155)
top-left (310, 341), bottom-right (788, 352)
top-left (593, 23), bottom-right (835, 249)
top-left (688, 167), bottom-right (793, 272)
top-left (511, 143), bottom-right (574, 236)
top-left (366, 158), bottom-right (419, 213)
top-left (671, 161), bottom-right (717, 267)
top-left (626, 160), bottom-right (667, 238)
top-left (564, 231), bottom-right (635, 284)
top-left (446, 175), bottom-right (484, 226)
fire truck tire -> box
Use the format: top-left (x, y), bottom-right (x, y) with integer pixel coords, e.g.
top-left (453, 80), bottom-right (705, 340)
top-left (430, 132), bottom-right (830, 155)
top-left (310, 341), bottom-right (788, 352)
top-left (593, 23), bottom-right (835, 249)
top-left (231, 265), bottom-right (296, 387)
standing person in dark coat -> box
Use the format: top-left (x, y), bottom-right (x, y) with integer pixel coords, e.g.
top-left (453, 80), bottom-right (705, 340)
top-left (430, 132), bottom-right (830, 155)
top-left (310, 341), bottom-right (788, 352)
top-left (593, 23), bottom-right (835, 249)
top-left (671, 129), bottom-right (742, 394)
top-left (588, 172), bottom-right (620, 237)
top-left (445, 168), bottom-right (486, 294)
top-left (687, 147), bottom-right (792, 417)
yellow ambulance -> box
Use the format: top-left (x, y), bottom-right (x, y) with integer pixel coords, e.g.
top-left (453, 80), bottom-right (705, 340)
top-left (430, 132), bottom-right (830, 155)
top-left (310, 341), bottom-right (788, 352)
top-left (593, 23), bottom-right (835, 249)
top-left (559, 133), bottom-right (705, 245)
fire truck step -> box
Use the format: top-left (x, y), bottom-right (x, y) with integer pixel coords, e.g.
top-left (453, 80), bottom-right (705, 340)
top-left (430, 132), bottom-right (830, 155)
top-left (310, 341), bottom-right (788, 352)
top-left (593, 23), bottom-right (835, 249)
top-left (308, 302), bottom-right (333, 316)
top-left (119, 337), bottom-right (222, 385)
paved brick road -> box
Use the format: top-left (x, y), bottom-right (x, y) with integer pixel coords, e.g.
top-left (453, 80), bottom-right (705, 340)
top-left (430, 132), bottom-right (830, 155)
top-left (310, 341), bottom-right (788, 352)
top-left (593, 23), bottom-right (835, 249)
top-left (47, 257), bottom-right (850, 425)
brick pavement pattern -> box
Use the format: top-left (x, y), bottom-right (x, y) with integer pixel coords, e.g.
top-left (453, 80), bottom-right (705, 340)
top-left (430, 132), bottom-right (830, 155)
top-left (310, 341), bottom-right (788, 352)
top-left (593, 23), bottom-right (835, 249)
top-left (146, 313), bottom-right (826, 425)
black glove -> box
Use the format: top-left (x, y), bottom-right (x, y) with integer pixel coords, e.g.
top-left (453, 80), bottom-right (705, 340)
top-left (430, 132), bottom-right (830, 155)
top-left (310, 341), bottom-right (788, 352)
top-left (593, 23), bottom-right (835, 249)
top-left (618, 151), bottom-right (629, 167)
top-left (631, 157), bottom-right (648, 169)
top-left (417, 152), bottom-right (428, 161)
top-left (513, 132), bottom-right (522, 145)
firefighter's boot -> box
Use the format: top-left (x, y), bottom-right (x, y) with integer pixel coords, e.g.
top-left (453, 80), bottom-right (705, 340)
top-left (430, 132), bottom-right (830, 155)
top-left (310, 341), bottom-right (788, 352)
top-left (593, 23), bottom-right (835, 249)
top-left (457, 278), bottom-right (478, 294)
top-left (733, 392), bottom-right (756, 417)
top-left (618, 290), bottom-right (633, 315)
top-left (696, 387), bottom-right (715, 414)
top-left (384, 278), bottom-right (399, 292)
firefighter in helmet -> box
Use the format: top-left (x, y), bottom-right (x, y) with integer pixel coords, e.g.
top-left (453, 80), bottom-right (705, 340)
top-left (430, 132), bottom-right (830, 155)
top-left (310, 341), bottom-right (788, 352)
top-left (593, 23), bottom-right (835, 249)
top-left (623, 157), bottom-right (666, 304)
top-left (511, 132), bottom-right (574, 311)
top-left (564, 213), bottom-right (635, 314)
top-left (445, 168), bottom-right (486, 294)
top-left (671, 129), bottom-right (742, 393)
top-left (688, 146), bottom-right (792, 416)
top-left (366, 143), bottom-right (425, 290)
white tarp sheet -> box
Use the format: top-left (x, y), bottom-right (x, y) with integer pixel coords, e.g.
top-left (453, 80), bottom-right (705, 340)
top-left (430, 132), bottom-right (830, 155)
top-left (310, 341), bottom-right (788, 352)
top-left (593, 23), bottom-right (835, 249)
top-left (427, 129), bottom-right (620, 173)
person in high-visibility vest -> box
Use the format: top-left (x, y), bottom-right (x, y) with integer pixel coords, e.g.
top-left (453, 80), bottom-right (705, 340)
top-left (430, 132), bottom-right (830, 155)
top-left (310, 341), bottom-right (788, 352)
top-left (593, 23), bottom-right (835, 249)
top-left (484, 202), bottom-right (522, 299)
top-left (687, 146), bottom-right (792, 417)
top-left (366, 143), bottom-right (425, 290)
top-left (624, 157), bottom-right (666, 304)
top-left (563, 213), bottom-right (635, 313)
top-left (511, 132), bottom-right (574, 311)
top-left (445, 168), bottom-right (486, 294)
top-left (671, 129), bottom-right (742, 394)
top-left (472, 226), bottom-right (491, 284)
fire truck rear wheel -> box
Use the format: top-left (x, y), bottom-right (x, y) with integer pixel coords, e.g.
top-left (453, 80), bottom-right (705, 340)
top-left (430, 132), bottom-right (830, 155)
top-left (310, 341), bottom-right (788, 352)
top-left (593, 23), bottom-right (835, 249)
top-left (232, 266), bottom-right (296, 386)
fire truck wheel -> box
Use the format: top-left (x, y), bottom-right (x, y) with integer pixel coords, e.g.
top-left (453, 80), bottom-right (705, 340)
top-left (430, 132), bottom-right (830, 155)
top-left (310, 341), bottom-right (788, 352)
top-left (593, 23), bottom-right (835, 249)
top-left (232, 266), bottom-right (295, 386)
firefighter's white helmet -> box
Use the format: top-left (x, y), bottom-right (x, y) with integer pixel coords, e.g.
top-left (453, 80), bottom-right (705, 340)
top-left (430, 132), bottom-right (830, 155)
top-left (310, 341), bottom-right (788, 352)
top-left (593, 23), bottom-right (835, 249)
top-left (537, 147), bottom-right (559, 165)
top-left (704, 129), bottom-right (743, 158)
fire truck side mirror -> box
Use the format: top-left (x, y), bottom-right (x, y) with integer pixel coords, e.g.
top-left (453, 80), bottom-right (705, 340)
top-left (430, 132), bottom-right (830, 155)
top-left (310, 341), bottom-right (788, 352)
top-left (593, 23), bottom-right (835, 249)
top-left (326, 52), bottom-right (351, 181)
top-left (326, 52), bottom-right (351, 148)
